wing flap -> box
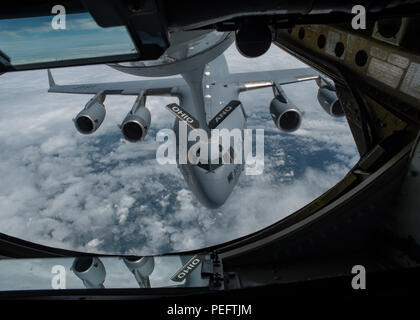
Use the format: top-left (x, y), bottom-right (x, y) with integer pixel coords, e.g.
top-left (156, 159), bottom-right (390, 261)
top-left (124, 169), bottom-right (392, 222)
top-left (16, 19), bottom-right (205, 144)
top-left (228, 67), bottom-right (319, 91)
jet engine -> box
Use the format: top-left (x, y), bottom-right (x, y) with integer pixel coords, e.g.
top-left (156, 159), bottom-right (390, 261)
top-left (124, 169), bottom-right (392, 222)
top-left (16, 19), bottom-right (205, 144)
top-left (270, 85), bottom-right (302, 132)
top-left (235, 21), bottom-right (272, 58)
top-left (74, 91), bottom-right (106, 134)
top-left (122, 256), bottom-right (155, 288)
top-left (71, 256), bottom-right (106, 289)
top-left (316, 76), bottom-right (345, 117)
top-left (120, 95), bottom-right (151, 142)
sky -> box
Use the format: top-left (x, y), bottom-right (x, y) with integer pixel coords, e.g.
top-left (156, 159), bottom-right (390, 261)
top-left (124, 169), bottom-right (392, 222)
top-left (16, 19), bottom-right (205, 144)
top-left (0, 12), bottom-right (136, 65)
top-left (0, 43), bottom-right (359, 256)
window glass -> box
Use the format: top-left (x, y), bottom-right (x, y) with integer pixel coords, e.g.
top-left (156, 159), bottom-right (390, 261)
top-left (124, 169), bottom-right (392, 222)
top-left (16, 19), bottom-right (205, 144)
top-left (0, 12), bottom-right (137, 67)
top-left (0, 44), bottom-right (359, 255)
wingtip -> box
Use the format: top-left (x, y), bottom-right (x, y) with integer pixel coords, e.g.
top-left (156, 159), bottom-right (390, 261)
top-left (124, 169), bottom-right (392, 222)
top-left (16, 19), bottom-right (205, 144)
top-left (47, 69), bottom-right (55, 87)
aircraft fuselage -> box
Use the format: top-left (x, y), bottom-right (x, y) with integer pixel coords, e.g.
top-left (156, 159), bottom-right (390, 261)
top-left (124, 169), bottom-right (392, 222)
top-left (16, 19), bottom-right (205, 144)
top-left (174, 54), bottom-right (246, 209)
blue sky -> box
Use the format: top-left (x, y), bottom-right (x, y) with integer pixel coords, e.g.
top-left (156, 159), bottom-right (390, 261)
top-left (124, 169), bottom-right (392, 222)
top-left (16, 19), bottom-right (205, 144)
top-left (0, 13), bottom-right (135, 65)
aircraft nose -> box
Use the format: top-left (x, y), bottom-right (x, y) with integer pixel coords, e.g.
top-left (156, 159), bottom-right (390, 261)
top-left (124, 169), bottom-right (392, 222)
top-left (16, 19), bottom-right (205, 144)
top-left (198, 178), bottom-right (232, 209)
top-left (186, 165), bottom-right (236, 209)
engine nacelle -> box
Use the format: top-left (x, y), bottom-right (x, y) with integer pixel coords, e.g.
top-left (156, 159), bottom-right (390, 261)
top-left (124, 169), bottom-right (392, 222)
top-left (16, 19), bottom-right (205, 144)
top-left (74, 92), bottom-right (106, 134)
top-left (235, 21), bottom-right (272, 58)
top-left (269, 97), bottom-right (302, 132)
top-left (123, 256), bottom-right (155, 288)
top-left (71, 257), bottom-right (106, 289)
top-left (120, 95), bottom-right (151, 142)
top-left (317, 87), bottom-right (345, 117)
top-left (315, 76), bottom-right (344, 117)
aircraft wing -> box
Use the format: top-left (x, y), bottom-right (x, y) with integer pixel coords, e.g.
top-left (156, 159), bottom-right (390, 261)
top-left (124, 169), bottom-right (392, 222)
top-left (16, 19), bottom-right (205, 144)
top-left (47, 70), bottom-right (186, 96)
top-left (227, 67), bottom-right (319, 91)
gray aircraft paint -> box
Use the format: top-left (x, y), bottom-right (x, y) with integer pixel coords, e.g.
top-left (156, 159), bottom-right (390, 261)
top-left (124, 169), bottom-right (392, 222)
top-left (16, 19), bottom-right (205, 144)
top-left (47, 30), bottom-right (319, 208)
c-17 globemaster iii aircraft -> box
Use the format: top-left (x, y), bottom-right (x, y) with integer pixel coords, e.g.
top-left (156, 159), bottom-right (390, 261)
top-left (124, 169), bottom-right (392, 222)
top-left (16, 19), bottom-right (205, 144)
top-left (47, 30), bottom-right (343, 209)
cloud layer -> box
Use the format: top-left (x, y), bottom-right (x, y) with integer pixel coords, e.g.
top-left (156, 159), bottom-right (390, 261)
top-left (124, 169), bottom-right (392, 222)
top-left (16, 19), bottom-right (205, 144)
top-left (0, 44), bottom-right (358, 255)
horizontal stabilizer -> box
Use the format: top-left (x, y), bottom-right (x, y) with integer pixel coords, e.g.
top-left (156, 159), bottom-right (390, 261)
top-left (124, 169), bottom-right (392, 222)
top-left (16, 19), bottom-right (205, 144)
top-left (165, 103), bottom-right (200, 129)
top-left (208, 100), bottom-right (241, 129)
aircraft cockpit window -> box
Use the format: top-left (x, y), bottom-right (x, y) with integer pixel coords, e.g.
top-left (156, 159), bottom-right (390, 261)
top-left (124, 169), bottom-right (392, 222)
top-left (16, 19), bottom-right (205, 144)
top-left (195, 145), bottom-right (235, 171)
top-left (228, 172), bottom-right (234, 184)
top-left (0, 255), bottom-right (211, 291)
top-left (0, 33), bottom-right (358, 256)
top-left (229, 147), bottom-right (235, 162)
top-left (0, 12), bottom-right (137, 69)
top-left (197, 159), bottom-right (224, 172)
top-left (222, 147), bottom-right (235, 164)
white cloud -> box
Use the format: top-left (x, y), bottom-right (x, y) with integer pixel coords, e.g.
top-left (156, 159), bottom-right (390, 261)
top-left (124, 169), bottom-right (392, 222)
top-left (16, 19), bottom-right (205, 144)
top-left (0, 43), bottom-right (358, 255)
